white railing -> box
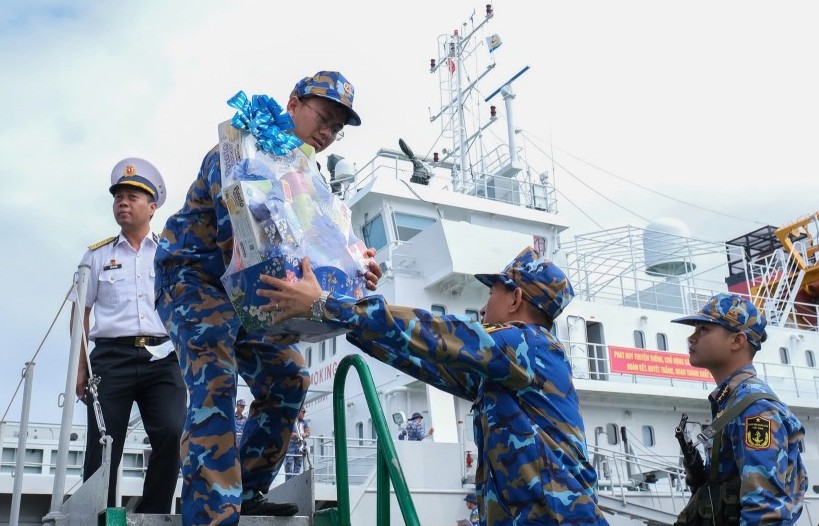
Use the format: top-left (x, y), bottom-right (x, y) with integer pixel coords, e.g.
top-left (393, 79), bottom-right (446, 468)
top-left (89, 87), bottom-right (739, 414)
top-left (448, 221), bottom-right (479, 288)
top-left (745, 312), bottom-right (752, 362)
top-left (340, 149), bottom-right (557, 213)
top-left (565, 340), bottom-right (819, 400)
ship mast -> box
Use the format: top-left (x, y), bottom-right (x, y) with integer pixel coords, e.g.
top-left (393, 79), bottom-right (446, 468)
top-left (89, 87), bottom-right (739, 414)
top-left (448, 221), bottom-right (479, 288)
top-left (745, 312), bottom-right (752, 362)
top-left (430, 4), bottom-right (529, 191)
top-left (430, 5), bottom-right (496, 190)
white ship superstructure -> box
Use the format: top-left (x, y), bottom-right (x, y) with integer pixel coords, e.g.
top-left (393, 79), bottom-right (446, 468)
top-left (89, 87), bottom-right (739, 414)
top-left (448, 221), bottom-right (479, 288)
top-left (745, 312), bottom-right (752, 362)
top-left (2, 4), bottom-right (818, 526)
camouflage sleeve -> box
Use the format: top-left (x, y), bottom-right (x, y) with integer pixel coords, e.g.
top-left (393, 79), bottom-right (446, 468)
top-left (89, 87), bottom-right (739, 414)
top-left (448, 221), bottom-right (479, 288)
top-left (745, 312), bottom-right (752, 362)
top-left (330, 293), bottom-right (540, 400)
top-left (726, 399), bottom-right (806, 524)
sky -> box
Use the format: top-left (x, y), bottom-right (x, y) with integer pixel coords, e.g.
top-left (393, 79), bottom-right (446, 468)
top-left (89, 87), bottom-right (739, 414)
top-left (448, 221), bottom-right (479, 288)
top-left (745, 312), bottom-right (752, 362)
top-left (1, 0), bottom-right (817, 424)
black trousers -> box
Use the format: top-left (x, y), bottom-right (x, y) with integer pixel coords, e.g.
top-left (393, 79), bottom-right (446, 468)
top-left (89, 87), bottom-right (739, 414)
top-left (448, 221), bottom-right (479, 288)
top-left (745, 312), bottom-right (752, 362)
top-left (83, 342), bottom-right (186, 513)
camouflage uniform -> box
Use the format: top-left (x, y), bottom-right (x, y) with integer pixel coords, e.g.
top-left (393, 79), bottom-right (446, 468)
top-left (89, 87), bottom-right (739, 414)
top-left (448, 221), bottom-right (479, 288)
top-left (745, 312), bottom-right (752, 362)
top-left (154, 147), bottom-right (308, 525)
top-left (706, 365), bottom-right (807, 524)
top-left (672, 293), bottom-right (807, 525)
top-left (155, 71), bottom-right (361, 525)
top-left (322, 248), bottom-right (608, 525)
top-left (404, 418), bottom-right (426, 441)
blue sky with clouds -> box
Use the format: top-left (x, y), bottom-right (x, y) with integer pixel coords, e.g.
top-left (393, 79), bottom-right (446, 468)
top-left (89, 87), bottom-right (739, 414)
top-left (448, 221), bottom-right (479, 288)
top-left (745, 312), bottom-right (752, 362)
top-left (1, 0), bottom-right (817, 424)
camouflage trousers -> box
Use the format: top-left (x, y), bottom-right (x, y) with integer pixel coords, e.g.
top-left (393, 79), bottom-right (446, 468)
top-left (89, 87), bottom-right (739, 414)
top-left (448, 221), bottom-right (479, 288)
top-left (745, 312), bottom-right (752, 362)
top-left (156, 274), bottom-right (309, 526)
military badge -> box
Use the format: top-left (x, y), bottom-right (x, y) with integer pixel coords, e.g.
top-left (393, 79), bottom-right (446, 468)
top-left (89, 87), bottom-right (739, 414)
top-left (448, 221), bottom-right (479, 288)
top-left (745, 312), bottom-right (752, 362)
top-left (124, 164), bottom-right (137, 177)
top-left (103, 259), bottom-right (122, 271)
top-left (744, 415), bottom-right (772, 449)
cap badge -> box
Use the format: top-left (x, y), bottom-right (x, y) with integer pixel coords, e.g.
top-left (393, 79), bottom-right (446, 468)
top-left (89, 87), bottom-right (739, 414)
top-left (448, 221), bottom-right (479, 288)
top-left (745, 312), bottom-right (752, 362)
top-left (124, 164), bottom-right (137, 177)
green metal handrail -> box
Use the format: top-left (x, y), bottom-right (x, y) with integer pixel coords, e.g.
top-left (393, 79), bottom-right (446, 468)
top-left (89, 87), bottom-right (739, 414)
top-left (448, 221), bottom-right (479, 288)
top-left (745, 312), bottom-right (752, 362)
top-left (331, 354), bottom-right (420, 526)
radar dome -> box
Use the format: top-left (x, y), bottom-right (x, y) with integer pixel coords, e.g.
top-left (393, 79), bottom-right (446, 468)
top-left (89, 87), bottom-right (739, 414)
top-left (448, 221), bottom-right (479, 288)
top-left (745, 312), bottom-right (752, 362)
top-left (643, 217), bottom-right (697, 277)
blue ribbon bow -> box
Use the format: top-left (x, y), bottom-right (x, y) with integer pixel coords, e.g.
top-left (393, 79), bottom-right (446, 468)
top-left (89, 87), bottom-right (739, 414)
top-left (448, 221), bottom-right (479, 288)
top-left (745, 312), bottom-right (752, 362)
top-left (227, 91), bottom-right (303, 156)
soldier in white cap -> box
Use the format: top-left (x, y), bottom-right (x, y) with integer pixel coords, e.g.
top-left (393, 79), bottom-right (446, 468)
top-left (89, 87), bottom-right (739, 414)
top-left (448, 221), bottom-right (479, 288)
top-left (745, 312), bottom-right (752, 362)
top-left (69, 157), bottom-right (186, 513)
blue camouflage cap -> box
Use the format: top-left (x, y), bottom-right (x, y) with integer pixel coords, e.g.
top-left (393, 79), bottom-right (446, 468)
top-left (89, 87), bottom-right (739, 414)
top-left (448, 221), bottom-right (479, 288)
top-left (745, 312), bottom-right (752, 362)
top-left (463, 492), bottom-right (477, 504)
top-left (293, 71), bottom-right (361, 126)
top-left (474, 247), bottom-right (575, 321)
top-left (672, 292), bottom-right (768, 349)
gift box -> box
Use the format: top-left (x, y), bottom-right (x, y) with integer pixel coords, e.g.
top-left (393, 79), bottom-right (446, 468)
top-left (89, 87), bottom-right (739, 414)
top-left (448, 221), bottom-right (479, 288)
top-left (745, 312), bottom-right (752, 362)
top-left (218, 92), bottom-right (368, 342)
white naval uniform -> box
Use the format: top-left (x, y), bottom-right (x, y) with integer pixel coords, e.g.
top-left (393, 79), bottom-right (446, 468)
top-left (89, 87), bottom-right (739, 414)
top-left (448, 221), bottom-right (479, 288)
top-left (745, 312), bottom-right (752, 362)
top-left (71, 231), bottom-right (185, 512)
top-left (71, 232), bottom-right (166, 340)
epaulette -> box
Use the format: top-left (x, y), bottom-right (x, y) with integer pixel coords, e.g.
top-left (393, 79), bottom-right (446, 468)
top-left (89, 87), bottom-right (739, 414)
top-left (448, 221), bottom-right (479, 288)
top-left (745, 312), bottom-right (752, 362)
top-left (484, 323), bottom-right (513, 334)
top-left (87, 236), bottom-right (117, 251)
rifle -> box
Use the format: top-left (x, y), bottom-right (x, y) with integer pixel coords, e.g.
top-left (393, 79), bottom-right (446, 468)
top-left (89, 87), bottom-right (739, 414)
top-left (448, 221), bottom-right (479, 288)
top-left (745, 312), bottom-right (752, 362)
top-left (675, 413), bottom-right (706, 493)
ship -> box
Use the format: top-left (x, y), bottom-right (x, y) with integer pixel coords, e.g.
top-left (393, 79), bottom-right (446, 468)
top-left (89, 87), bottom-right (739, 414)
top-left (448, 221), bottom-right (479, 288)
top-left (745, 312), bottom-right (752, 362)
top-left (3, 4), bottom-right (818, 526)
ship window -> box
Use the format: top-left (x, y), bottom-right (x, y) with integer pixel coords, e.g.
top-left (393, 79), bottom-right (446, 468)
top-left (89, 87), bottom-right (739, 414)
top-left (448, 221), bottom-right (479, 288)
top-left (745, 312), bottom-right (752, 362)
top-left (1, 448), bottom-right (14, 473)
top-left (465, 309), bottom-right (480, 323)
top-left (779, 347), bottom-right (790, 365)
top-left (12, 448), bottom-right (44, 474)
top-left (394, 212), bottom-right (436, 241)
top-left (319, 342), bottom-right (326, 362)
top-left (606, 423), bottom-right (619, 445)
top-left (656, 333), bottom-right (668, 351)
top-left (50, 450), bottom-right (83, 476)
top-left (305, 346), bottom-right (313, 368)
top-left (806, 350), bottom-right (815, 368)
top-left (121, 453), bottom-right (144, 477)
top-left (356, 422), bottom-right (364, 446)
top-left (330, 337), bottom-right (337, 356)
top-left (633, 330), bottom-right (646, 349)
top-left (431, 304), bottom-right (447, 316)
top-left (369, 418), bottom-right (375, 439)
top-left (641, 425), bottom-right (656, 447)
top-left (362, 213), bottom-right (388, 250)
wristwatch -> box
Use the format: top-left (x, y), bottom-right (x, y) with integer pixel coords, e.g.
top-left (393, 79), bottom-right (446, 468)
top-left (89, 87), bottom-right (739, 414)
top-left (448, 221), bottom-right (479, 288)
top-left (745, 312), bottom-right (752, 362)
top-left (310, 291), bottom-right (330, 321)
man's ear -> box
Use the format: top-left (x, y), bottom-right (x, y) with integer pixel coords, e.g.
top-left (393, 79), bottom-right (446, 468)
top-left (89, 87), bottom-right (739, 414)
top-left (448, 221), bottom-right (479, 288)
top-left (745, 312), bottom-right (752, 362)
top-left (286, 95), bottom-right (299, 113)
top-left (509, 287), bottom-right (526, 313)
top-left (730, 331), bottom-right (751, 354)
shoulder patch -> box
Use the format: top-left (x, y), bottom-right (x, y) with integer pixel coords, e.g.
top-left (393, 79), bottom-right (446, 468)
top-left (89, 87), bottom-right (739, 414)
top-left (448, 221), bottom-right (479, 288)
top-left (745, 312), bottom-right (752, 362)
top-left (483, 323), bottom-right (514, 334)
top-left (744, 415), bottom-right (772, 449)
top-left (87, 236), bottom-right (117, 251)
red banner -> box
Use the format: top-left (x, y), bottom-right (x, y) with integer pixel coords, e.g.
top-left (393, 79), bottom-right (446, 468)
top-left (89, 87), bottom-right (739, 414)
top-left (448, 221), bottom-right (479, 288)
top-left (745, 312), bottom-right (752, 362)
top-left (608, 346), bottom-right (712, 381)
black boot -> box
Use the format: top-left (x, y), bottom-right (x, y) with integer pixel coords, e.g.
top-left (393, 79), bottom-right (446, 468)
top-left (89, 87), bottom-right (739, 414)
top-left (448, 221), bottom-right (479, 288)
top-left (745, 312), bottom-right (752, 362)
top-left (241, 492), bottom-right (299, 516)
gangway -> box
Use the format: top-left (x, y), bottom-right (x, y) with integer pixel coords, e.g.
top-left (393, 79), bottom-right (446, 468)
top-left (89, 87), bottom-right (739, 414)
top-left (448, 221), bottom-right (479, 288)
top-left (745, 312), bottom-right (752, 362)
top-left (42, 353), bottom-right (419, 526)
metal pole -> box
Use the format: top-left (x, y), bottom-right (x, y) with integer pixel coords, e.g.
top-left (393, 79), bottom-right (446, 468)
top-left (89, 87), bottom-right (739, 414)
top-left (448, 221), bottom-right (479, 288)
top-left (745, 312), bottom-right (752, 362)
top-left (10, 362), bottom-right (35, 526)
top-left (501, 84), bottom-right (518, 164)
top-left (455, 32), bottom-right (468, 189)
top-left (45, 264), bottom-right (90, 521)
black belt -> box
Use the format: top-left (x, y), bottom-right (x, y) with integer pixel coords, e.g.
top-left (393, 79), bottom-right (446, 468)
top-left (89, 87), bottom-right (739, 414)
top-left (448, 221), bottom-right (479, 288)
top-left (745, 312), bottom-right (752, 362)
top-left (94, 336), bottom-right (169, 348)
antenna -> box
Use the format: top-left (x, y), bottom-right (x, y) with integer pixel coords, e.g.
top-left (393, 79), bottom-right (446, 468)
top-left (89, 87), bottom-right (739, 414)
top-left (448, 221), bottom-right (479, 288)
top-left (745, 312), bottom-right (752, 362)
top-left (485, 65), bottom-right (530, 173)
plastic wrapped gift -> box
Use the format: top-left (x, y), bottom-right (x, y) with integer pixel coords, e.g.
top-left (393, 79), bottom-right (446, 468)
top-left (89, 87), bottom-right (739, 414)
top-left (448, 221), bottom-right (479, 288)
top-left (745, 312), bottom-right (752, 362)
top-left (218, 91), bottom-right (368, 342)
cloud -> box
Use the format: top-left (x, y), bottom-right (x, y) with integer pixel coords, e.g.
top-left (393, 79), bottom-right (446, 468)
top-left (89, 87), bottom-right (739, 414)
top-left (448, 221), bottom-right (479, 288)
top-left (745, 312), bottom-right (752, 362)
top-left (1, 0), bottom-right (818, 423)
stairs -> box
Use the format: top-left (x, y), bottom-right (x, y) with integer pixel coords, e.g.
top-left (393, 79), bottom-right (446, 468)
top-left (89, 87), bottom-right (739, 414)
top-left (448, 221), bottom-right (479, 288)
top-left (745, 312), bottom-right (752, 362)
top-left (121, 515), bottom-right (309, 525)
top-left (59, 470), bottom-right (319, 526)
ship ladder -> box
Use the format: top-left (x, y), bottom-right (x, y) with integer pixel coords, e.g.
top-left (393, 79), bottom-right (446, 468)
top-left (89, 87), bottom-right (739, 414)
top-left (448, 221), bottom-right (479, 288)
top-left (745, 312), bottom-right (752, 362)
top-left (752, 244), bottom-right (811, 328)
top-left (314, 354), bottom-right (420, 526)
top-left (757, 211), bottom-right (819, 328)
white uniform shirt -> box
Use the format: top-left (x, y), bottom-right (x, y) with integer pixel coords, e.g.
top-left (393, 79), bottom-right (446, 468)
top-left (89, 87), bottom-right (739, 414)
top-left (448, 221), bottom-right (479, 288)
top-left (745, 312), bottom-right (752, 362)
top-left (70, 232), bottom-right (166, 340)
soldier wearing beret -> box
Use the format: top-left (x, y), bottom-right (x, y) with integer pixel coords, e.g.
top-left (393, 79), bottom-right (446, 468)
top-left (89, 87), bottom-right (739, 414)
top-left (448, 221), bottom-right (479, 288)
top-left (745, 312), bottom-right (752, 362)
top-left (70, 158), bottom-right (186, 513)
top-left (259, 247), bottom-right (608, 525)
top-left (672, 293), bottom-right (807, 525)
top-left (154, 71), bottom-right (381, 524)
